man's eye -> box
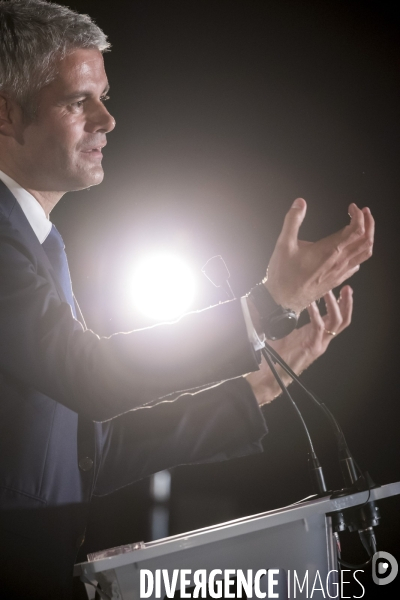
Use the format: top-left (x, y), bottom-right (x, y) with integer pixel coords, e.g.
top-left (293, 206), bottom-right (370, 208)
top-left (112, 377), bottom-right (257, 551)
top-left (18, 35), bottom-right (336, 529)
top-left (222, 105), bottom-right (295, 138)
top-left (100, 95), bottom-right (110, 102)
top-left (72, 100), bottom-right (84, 108)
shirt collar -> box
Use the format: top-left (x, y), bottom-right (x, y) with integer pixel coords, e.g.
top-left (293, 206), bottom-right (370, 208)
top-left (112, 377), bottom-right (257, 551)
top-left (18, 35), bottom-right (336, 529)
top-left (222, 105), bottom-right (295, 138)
top-left (0, 169), bottom-right (52, 243)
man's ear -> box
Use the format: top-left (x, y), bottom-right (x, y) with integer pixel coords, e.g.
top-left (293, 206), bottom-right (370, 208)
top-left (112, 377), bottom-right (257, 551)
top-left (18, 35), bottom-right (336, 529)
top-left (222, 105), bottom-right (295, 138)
top-left (0, 94), bottom-right (23, 137)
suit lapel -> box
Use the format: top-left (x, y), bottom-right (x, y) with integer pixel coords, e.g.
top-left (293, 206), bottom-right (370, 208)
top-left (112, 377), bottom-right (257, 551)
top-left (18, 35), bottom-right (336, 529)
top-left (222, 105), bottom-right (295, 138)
top-left (0, 180), bottom-right (86, 329)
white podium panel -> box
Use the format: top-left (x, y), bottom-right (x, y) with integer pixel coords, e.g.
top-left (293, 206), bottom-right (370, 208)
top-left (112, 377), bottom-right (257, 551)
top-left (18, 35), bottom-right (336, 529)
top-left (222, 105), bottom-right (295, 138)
top-left (75, 482), bottom-right (400, 600)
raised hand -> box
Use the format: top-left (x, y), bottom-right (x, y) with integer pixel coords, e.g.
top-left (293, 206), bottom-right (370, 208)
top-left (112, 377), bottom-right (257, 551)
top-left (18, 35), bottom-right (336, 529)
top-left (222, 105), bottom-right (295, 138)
top-left (245, 286), bottom-right (353, 406)
top-left (265, 198), bottom-right (374, 313)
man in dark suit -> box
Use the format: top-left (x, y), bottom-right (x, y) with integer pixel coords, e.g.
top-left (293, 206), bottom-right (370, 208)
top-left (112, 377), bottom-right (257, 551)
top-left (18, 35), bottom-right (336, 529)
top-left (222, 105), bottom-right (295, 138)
top-left (0, 1), bottom-right (374, 598)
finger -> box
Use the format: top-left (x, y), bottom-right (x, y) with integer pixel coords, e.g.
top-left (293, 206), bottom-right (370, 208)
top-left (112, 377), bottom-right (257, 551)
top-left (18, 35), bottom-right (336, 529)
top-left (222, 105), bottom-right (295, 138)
top-left (277, 198), bottom-right (307, 248)
top-left (346, 246), bottom-right (373, 269)
top-left (341, 208), bottom-right (374, 268)
top-left (310, 207), bottom-right (365, 273)
top-left (322, 290), bottom-right (343, 334)
top-left (343, 227), bottom-right (373, 268)
top-left (348, 203), bottom-right (366, 234)
top-left (317, 264), bottom-right (359, 297)
top-left (306, 301), bottom-right (326, 345)
top-left (337, 205), bottom-right (374, 255)
top-left (342, 233), bottom-right (373, 262)
top-left (362, 206), bottom-right (375, 249)
top-left (342, 203), bottom-right (365, 240)
top-left (328, 204), bottom-right (366, 252)
top-left (333, 264), bottom-right (360, 286)
top-left (336, 285), bottom-right (353, 331)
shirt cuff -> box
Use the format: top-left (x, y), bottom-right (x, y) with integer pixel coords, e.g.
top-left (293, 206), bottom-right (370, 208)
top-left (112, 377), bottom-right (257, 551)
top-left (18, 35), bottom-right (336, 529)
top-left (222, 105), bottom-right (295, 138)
top-left (241, 296), bottom-right (265, 351)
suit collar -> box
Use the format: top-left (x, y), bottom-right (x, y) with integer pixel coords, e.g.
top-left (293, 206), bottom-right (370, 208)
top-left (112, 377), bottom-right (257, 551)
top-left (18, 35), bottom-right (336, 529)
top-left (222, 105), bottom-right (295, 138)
top-left (0, 180), bottom-right (69, 308)
top-left (0, 170), bottom-right (51, 243)
top-left (0, 180), bottom-right (87, 330)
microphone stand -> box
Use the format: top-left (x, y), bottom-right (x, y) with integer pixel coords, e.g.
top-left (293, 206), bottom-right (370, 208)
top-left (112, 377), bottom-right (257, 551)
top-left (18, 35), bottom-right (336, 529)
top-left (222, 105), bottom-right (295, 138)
top-left (261, 342), bottom-right (380, 567)
top-left (202, 256), bottom-right (329, 497)
top-left (201, 255), bottom-right (380, 566)
top-left (261, 348), bottom-right (328, 496)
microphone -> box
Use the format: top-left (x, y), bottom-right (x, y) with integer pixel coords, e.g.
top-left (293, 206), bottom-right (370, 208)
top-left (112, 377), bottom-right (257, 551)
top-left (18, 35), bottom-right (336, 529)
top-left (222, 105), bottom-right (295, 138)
top-left (202, 255), bottom-right (381, 565)
top-left (201, 255), bottom-right (329, 496)
top-left (262, 335), bottom-right (381, 566)
top-left (201, 255), bottom-right (236, 300)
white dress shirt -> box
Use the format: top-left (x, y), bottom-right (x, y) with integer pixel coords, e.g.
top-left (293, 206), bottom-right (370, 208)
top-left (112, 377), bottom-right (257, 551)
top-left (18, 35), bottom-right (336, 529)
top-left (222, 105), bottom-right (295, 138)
top-left (0, 169), bottom-right (51, 243)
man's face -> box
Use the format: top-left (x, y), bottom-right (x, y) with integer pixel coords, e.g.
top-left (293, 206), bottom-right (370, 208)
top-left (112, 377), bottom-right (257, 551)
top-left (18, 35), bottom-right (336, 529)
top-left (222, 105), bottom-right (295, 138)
top-left (14, 48), bottom-right (115, 193)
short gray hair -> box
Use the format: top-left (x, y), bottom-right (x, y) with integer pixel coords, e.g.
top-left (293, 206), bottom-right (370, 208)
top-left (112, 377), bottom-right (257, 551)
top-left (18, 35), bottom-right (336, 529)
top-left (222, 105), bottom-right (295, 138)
top-left (0, 0), bottom-right (110, 118)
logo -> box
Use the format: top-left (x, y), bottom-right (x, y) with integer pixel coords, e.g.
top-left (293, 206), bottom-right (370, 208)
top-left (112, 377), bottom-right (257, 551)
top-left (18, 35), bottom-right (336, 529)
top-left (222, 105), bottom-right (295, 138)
top-left (372, 551), bottom-right (398, 586)
top-left (139, 568), bottom-right (367, 598)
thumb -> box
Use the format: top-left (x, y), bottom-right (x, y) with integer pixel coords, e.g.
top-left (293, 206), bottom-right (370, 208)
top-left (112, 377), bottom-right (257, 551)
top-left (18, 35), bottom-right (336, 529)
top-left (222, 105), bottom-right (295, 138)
top-left (277, 198), bottom-right (307, 246)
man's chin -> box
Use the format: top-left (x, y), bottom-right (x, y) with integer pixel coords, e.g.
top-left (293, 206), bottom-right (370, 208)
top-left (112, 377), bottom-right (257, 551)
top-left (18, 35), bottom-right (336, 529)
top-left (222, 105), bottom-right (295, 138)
top-left (68, 168), bottom-right (105, 191)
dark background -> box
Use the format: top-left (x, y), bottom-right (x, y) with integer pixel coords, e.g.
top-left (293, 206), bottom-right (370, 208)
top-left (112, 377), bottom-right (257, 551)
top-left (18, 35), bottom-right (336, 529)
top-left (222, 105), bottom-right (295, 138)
top-left (55, 0), bottom-right (399, 595)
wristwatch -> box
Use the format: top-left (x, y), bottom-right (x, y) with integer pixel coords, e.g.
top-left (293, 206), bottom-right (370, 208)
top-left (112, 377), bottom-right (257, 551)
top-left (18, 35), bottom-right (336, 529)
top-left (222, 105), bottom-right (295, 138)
top-left (247, 281), bottom-right (298, 341)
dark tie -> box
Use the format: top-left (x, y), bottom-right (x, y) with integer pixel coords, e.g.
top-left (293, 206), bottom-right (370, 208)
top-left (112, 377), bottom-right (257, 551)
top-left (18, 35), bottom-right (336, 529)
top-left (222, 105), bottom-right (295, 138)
top-left (42, 224), bottom-right (77, 318)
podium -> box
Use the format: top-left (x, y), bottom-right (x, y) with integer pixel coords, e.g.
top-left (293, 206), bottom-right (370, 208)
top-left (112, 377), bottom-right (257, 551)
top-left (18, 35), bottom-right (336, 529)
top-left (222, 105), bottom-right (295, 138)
top-left (75, 481), bottom-right (400, 599)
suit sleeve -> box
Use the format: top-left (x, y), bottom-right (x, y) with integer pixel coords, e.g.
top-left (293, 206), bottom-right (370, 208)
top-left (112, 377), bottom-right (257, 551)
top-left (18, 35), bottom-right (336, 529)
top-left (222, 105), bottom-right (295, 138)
top-left (93, 377), bottom-right (267, 496)
top-left (0, 223), bottom-right (260, 422)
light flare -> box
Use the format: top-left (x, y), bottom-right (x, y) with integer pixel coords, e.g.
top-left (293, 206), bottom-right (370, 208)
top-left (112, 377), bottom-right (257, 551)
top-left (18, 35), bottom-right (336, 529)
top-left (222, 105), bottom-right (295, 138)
top-left (130, 253), bottom-right (195, 321)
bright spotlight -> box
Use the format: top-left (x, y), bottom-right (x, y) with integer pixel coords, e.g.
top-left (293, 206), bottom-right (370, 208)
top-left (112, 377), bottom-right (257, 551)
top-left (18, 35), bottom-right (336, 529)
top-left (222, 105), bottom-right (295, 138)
top-left (130, 253), bottom-right (196, 321)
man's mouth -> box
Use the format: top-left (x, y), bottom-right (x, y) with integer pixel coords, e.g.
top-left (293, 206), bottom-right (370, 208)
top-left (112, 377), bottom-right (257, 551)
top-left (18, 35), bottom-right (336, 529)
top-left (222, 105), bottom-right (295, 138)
top-left (81, 142), bottom-right (107, 154)
top-left (80, 145), bottom-right (105, 158)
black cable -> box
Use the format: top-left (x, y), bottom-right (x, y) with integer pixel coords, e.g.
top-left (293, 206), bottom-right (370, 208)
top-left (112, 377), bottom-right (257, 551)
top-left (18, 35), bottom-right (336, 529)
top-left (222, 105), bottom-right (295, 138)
top-left (201, 256), bottom-right (328, 494)
top-left (263, 341), bottom-right (367, 486)
top-left (262, 350), bottom-right (317, 455)
top-left (335, 529), bottom-right (375, 570)
top-left (262, 341), bottom-right (376, 510)
top-left (262, 348), bottom-right (328, 494)
top-left (337, 556), bottom-right (373, 570)
top-left (201, 257), bottom-right (378, 563)
top-left (263, 340), bottom-right (379, 566)
top-left (264, 342), bottom-right (351, 448)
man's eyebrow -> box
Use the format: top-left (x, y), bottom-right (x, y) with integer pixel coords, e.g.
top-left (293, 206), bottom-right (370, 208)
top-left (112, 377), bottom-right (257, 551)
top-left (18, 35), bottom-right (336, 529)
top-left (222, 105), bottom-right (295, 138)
top-left (61, 85), bottom-right (110, 101)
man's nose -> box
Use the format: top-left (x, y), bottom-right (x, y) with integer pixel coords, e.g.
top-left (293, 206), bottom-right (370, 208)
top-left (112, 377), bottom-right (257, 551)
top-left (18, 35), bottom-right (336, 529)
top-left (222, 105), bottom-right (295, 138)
top-left (89, 102), bottom-right (116, 133)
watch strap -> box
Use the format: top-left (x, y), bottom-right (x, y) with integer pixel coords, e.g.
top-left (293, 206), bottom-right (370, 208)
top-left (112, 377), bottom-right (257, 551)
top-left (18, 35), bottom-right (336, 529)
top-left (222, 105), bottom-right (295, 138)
top-left (247, 282), bottom-right (298, 341)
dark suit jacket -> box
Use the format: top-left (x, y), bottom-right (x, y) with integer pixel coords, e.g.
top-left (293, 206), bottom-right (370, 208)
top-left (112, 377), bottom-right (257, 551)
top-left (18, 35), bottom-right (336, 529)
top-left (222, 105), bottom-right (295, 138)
top-left (0, 181), bottom-right (267, 599)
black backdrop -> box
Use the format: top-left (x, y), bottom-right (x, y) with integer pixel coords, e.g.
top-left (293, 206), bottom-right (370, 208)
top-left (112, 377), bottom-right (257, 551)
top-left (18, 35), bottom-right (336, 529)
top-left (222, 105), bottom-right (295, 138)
top-left (52, 0), bottom-right (399, 595)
